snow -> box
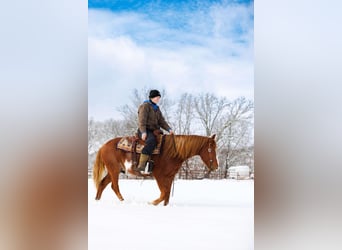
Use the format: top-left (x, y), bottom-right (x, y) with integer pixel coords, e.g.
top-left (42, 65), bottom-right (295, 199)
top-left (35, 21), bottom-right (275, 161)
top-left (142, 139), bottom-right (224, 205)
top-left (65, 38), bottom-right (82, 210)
top-left (88, 179), bottom-right (254, 250)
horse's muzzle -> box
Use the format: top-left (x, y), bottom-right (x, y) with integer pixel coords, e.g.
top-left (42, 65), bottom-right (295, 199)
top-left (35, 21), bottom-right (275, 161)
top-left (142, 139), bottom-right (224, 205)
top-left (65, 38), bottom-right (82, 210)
top-left (209, 159), bottom-right (219, 171)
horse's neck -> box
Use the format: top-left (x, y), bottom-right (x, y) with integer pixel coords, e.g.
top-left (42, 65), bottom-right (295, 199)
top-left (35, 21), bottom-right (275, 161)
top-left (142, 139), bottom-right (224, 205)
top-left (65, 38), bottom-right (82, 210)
top-left (183, 151), bottom-right (200, 161)
top-left (174, 135), bottom-right (204, 161)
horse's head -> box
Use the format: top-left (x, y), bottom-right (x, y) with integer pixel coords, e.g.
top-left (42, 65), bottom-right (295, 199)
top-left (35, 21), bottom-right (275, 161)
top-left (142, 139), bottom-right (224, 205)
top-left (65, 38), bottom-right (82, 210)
top-left (199, 134), bottom-right (219, 171)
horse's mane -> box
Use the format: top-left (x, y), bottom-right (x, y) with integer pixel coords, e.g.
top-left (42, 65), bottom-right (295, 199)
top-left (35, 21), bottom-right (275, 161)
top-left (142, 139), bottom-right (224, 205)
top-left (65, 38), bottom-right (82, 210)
top-left (163, 135), bottom-right (211, 161)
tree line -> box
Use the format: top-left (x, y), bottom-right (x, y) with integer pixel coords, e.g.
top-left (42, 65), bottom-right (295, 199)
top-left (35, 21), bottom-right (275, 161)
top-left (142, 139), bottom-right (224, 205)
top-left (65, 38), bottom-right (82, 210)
top-left (88, 88), bottom-right (254, 178)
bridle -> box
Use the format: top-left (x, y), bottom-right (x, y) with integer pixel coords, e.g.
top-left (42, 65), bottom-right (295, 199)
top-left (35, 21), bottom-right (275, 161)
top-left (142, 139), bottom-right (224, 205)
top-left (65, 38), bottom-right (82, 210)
top-left (207, 139), bottom-right (215, 171)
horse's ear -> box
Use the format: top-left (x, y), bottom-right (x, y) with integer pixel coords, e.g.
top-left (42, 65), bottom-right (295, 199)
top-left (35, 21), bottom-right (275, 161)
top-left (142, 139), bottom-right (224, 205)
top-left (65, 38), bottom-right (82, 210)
top-left (211, 134), bottom-right (216, 139)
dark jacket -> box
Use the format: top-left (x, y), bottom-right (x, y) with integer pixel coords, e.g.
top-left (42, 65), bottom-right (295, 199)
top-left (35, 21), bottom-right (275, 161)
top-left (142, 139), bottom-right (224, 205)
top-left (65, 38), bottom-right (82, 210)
top-left (138, 101), bottom-right (171, 133)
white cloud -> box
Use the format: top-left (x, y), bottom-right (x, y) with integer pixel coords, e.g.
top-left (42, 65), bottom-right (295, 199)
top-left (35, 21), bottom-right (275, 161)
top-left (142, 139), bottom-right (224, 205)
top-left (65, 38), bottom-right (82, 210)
top-left (88, 2), bottom-right (253, 120)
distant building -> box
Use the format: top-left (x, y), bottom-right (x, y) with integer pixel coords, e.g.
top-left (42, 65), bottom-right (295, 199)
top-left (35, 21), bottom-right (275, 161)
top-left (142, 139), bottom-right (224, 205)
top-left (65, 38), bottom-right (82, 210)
top-left (228, 165), bottom-right (251, 179)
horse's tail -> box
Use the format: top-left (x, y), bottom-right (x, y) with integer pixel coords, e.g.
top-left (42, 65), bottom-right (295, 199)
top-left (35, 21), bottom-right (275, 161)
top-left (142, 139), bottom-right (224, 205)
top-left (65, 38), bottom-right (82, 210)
top-left (93, 148), bottom-right (105, 190)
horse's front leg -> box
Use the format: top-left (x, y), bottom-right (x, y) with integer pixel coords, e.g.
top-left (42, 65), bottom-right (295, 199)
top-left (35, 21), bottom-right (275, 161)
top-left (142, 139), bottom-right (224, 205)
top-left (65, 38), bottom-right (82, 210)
top-left (149, 176), bottom-right (166, 205)
top-left (163, 191), bottom-right (171, 206)
top-left (163, 177), bottom-right (175, 206)
top-left (150, 176), bottom-right (175, 206)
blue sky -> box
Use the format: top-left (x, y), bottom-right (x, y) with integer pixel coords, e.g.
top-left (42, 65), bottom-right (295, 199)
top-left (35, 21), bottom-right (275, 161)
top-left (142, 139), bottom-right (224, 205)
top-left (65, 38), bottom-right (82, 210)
top-left (88, 0), bottom-right (254, 121)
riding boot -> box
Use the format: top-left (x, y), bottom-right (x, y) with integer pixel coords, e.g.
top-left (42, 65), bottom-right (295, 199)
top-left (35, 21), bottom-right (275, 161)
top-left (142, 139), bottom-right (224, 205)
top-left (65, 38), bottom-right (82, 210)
top-left (136, 154), bottom-right (149, 171)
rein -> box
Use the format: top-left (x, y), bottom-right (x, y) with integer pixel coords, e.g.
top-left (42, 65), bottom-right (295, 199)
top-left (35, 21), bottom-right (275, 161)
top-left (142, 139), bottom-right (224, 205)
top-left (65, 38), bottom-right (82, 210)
top-left (170, 134), bottom-right (177, 198)
top-left (171, 134), bottom-right (177, 154)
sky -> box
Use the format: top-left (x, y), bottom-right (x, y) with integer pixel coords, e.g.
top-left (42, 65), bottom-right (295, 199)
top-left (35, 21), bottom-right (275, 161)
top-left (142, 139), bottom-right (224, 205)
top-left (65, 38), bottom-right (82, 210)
top-left (88, 0), bottom-right (254, 121)
top-left (88, 178), bottom-right (254, 250)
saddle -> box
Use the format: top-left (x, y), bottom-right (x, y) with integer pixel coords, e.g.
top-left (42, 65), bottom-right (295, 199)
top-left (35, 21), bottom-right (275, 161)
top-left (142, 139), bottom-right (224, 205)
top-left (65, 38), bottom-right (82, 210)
top-left (116, 134), bottom-right (165, 155)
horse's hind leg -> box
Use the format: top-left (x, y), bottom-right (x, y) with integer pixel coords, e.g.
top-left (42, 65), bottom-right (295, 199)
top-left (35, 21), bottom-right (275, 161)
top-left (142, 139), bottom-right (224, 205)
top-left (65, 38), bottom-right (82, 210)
top-left (95, 174), bottom-right (111, 200)
top-left (109, 171), bottom-right (124, 201)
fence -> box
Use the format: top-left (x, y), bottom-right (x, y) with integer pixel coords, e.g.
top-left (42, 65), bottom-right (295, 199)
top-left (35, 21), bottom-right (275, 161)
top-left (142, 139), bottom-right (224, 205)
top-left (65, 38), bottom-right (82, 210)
top-left (88, 167), bottom-right (253, 180)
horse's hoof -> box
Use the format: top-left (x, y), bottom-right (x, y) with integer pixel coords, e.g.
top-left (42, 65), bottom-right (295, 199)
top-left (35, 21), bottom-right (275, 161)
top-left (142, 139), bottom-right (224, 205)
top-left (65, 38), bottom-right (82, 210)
top-left (148, 201), bottom-right (158, 206)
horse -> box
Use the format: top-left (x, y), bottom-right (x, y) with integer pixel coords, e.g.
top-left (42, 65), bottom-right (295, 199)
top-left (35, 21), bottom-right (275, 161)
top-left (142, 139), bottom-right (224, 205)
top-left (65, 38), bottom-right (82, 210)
top-left (92, 134), bottom-right (219, 206)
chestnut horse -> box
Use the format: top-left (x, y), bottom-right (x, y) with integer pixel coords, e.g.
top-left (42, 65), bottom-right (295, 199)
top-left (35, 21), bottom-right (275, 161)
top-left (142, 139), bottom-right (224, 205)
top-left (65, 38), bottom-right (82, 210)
top-left (92, 134), bottom-right (219, 206)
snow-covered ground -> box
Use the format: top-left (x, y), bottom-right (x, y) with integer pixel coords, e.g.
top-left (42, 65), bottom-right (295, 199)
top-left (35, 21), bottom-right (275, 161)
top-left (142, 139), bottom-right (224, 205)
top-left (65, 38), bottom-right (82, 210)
top-left (88, 179), bottom-right (254, 250)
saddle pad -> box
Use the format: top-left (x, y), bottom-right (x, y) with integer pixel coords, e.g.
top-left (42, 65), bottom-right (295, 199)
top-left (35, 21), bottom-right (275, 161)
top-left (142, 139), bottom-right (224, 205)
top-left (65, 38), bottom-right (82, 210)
top-left (116, 135), bottom-right (163, 155)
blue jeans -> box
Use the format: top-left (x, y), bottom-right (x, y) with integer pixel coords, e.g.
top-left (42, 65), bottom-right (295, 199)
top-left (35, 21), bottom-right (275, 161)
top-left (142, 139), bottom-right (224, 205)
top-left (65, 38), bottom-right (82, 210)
top-left (138, 129), bottom-right (157, 155)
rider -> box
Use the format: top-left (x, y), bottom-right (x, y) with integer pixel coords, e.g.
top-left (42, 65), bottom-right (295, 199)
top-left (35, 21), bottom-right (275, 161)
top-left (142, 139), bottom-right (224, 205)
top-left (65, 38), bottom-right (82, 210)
top-left (135, 89), bottom-right (174, 172)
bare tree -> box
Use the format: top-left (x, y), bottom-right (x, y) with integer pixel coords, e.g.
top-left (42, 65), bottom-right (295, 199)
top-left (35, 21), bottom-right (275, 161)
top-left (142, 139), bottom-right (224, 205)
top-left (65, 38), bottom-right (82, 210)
top-left (194, 93), bottom-right (228, 137)
top-left (174, 93), bottom-right (195, 135)
top-left (173, 93), bottom-right (196, 179)
top-left (219, 97), bottom-right (254, 176)
top-left (157, 89), bottom-right (175, 131)
top-left (117, 88), bottom-right (148, 135)
top-left (88, 118), bottom-right (126, 169)
top-left (192, 93), bottom-right (229, 178)
top-left (192, 94), bottom-right (253, 177)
